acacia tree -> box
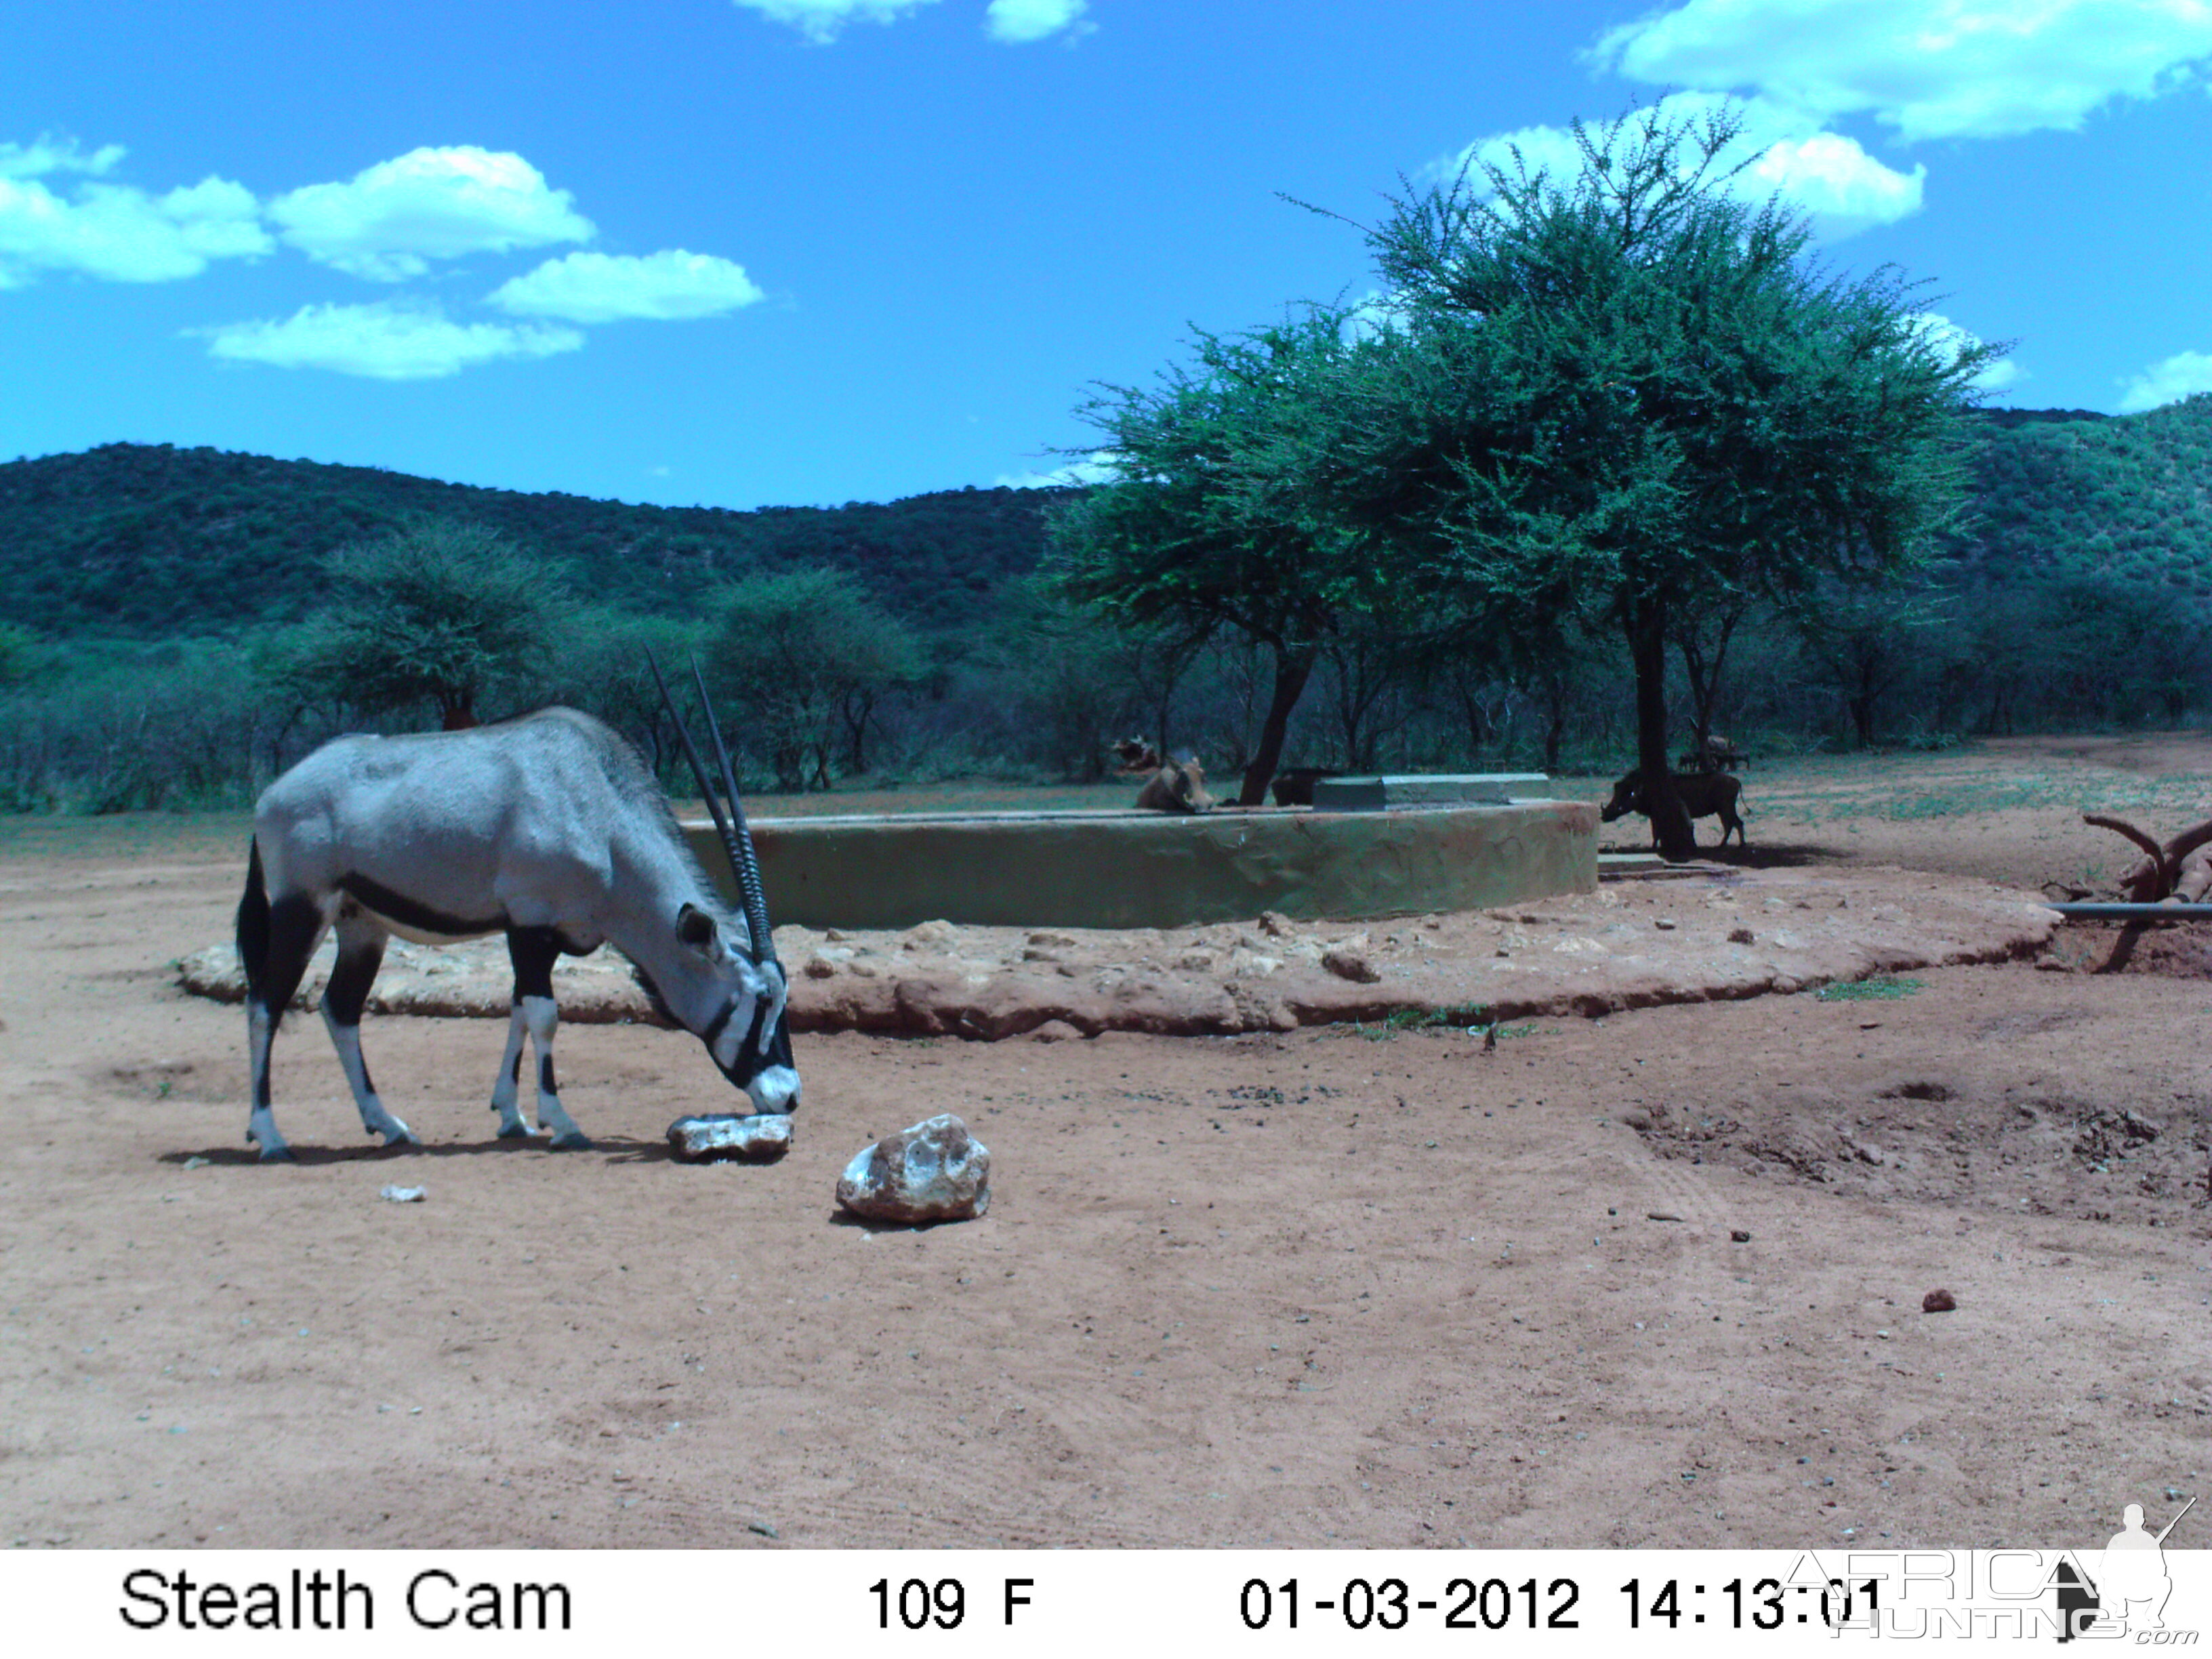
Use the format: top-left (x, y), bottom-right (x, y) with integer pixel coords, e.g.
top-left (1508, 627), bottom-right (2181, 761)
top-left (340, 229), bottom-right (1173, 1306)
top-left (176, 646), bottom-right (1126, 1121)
top-left (1316, 104), bottom-right (1992, 857)
top-left (1047, 310), bottom-right (1379, 805)
top-left (283, 521), bottom-right (566, 729)
top-left (707, 567), bottom-right (925, 790)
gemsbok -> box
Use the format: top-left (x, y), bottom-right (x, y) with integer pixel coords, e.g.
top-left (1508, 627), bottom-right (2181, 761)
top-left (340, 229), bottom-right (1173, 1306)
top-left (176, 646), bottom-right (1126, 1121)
top-left (233, 657), bottom-right (797, 1160)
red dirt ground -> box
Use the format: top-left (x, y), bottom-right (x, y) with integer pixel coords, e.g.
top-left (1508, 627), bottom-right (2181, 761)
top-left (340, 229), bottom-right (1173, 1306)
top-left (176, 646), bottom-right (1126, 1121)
top-left (2, 735), bottom-right (2207, 1551)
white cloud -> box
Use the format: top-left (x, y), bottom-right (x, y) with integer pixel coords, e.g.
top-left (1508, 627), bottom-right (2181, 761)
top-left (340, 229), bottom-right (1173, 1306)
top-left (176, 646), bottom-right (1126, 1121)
top-left (0, 135), bottom-right (127, 178)
top-left (996, 451), bottom-right (1118, 489)
top-left (1341, 288), bottom-right (1412, 344)
top-left (1742, 129), bottom-right (1924, 238)
top-left (194, 300), bottom-right (585, 380)
top-left (487, 249), bottom-right (764, 323)
top-left (2117, 350), bottom-right (2212, 414)
top-left (0, 169), bottom-right (270, 288)
top-left (268, 146), bottom-right (594, 281)
top-left (1434, 93), bottom-right (1924, 240)
top-left (1590, 0), bottom-right (2212, 142)
top-left (731, 0), bottom-right (940, 44)
top-left (985, 0), bottom-right (1092, 43)
top-left (1912, 312), bottom-right (2024, 393)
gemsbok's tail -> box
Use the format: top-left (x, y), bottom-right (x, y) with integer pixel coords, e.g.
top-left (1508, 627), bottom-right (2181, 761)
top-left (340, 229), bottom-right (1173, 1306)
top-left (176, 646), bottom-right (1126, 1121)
top-left (236, 837), bottom-right (269, 1006)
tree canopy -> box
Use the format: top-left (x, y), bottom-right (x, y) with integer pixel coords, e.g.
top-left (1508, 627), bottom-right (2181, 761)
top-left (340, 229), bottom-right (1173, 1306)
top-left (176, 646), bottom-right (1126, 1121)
top-left (1309, 103), bottom-right (1995, 853)
top-left (277, 521), bottom-right (567, 730)
top-left (1046, 308), bottom-right (1389, 802)
top-left (706, 567), bottom-right (926, 790)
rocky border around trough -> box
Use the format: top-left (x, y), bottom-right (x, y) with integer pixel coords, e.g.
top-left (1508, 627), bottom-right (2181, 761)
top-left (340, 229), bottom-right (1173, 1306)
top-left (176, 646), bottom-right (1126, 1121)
top-left (176, 865), bottom-right (2059, 1040)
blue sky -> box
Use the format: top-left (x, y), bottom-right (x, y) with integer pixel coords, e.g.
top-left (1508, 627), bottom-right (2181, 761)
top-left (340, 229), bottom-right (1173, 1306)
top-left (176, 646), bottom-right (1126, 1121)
top-left (6, 0), bottom-right (2211, 511)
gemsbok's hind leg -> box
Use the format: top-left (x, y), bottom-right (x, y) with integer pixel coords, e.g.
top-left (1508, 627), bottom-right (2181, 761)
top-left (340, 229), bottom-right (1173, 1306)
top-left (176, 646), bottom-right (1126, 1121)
top-left (244, 891), bottom-right (327, 1163)
top-left (321, 912), bottom-right (418, 1148)
top-left (498, 927), bottom-right (591, 1151)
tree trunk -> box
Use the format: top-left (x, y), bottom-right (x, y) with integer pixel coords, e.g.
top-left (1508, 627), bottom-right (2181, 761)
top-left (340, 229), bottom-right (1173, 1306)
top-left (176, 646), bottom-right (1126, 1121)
top-left (1627, 599), bottom-right (1694, 860)
top-left (842, 687), bottom-right (876, 775)
top-left (1675, 603), bottom-right (1741, 768)
top-left (1237, 644), bottom-right (1317, 806)
top-left (438, 690), bottom-right (477, 731)
top-left (1454, 678), bottom-right (1487, 759)
top-left (1540, 664), bottom-right (1569, 774)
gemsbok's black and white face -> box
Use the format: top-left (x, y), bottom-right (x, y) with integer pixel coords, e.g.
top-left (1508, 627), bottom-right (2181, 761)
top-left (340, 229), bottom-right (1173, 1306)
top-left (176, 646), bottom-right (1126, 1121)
top-left (673, 901), bottom-right (800, 1115)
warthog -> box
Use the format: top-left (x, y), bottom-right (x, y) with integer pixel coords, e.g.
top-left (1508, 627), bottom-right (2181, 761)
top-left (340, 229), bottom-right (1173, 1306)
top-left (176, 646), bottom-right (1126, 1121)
top-left (1270, 766), bottom-right (1340, 806)
top-left (1600, 769), bottom-right (1746, 848)
top-left (1135, 756), bottom-right (1216, 814)
top-left (1677, 732), bottom-right (1749, 773)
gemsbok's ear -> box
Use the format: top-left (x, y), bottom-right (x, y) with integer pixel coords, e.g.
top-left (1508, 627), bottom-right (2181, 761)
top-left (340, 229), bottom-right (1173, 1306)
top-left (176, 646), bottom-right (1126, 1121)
top-left (676, 903), bottom-right (718, 950)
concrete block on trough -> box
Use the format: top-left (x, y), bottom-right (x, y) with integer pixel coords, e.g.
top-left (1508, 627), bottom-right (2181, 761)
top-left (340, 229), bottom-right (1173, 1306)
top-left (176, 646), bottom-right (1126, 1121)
top-left (1309, 773), bottom-right (1551, 811)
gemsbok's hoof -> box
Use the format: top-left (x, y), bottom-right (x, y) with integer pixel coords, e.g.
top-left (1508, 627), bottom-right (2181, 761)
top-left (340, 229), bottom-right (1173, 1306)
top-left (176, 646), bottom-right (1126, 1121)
top-left (547, 1131), bottom-right (594, 1152)
top-left (496, 1121), bottom-right (537, 1141)
top-left (256, 1143), bottom-right (297, 1164)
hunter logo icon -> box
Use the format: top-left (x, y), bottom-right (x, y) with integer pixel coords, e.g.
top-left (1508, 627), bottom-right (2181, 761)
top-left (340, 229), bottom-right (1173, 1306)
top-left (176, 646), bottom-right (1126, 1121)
top-left (2060, 1494), bottom-right (2196, 1640)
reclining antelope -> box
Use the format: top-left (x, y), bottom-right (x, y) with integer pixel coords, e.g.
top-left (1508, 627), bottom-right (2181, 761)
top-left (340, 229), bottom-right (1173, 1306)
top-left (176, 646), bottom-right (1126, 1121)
top-left (233, 658), bottom-right (796, 1161)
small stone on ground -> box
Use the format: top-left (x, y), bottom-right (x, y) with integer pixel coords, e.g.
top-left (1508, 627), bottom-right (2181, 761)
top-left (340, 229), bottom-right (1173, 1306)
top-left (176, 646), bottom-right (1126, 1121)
top-left (668, 1113), bottom-right (794, 1164)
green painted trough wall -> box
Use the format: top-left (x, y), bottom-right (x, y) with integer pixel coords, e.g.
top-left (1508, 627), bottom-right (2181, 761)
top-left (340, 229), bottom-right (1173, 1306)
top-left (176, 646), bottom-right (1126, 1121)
top-left (685, 800), bottom-right (1597, 931)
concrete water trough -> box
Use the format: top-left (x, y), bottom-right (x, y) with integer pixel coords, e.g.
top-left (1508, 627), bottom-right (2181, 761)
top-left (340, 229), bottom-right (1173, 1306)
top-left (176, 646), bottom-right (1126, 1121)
top-left (685, 777), bottom-right (1598, 931)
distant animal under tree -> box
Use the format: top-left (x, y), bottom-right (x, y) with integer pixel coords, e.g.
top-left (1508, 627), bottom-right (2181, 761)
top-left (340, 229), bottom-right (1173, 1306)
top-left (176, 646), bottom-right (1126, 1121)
top-left (1270, 766), bottom-right (1340, 806)
top-left (1110, 737), bottom-right (1163, 775)
top-left (1600, 769), bottom-right (1746, 850)
top-left (1678, 733), bottom-right (1749, 773)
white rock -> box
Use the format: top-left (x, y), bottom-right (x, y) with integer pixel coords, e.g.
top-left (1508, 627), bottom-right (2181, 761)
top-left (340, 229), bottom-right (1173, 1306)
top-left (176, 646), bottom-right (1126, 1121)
top-left (379, 1185), bottom-right (426, 1203)
top-left (836, 1113), bottom-right (990, 1223)
top-left (668, 1113), bottom-right (793, 1164)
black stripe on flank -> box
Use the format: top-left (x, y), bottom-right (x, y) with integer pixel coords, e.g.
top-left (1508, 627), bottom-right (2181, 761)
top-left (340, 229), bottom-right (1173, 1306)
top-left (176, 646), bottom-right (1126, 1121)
top-left (337, 873), bottom-right (503, 939)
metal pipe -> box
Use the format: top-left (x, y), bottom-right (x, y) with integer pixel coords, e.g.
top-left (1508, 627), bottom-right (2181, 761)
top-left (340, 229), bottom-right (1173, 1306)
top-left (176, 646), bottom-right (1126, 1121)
top-left (2049, 902), bottom-right (2212, 920)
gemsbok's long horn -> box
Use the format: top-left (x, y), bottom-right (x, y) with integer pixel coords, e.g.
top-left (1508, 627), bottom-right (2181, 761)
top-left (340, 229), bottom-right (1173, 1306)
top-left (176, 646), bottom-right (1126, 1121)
top-left (646, 650), bottom-right (775, 964)
top-left (688, 653), bottom-right (776, 967)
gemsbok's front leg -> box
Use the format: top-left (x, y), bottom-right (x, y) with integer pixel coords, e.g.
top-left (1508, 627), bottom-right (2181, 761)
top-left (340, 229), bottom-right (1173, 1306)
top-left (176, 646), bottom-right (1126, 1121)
top-left (489, 1002), bottom-right (537, 1139)
top-left (499, 927), bottom-right (592, 1151)
top-left (320, 911), bottom-right (417, 1148)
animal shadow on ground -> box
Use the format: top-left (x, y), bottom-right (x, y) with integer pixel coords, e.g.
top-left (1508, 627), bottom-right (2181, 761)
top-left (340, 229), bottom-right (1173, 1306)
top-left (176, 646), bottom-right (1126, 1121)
top-left (155, 1134), bottom-right (674, 1168)
top-left (1598, 840), bottom-right (1825, 869)
top-left (1719, 841), bottom-right (1829, 869)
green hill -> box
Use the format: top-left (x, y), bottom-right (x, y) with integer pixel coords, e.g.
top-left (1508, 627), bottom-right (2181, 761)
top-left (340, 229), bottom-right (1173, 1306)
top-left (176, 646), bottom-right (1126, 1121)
top-left (0, 443), bottom-right (1071, 638)
top-left (1945, 396), bottom-right (2212, 595)
top-left (4, 397), bottom-right (2208, 646)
